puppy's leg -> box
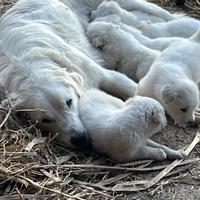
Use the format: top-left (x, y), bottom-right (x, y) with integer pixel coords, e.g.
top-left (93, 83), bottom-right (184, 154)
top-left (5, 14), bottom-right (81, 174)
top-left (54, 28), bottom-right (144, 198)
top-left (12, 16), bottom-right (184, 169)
top-left (100, 69), bottom-right (137, 100)
top-left (146, 139), bottom-right (186, 160)
top-left (132, 145), bottom-right (167, 161)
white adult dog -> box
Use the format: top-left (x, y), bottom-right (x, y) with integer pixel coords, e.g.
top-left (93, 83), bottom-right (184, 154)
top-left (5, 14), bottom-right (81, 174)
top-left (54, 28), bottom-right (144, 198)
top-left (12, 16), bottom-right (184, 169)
top-left (91, 1), bottom-right (200, 39)
top-left (0, 0), bottom-right (137, 147)
top-left (86, 21), bottom-right (159, 81)
top-left (137, 32), bottom-right (200, 127)
top-left (79, 89), bottom-right (185, 162)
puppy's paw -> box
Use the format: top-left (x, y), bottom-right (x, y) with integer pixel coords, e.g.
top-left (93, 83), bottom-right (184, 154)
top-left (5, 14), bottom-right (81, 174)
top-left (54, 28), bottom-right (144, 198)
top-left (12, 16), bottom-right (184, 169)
top-left (154, 148), bottom-right (167, 160)
top-left (167, 149), bottom-right (186, 160)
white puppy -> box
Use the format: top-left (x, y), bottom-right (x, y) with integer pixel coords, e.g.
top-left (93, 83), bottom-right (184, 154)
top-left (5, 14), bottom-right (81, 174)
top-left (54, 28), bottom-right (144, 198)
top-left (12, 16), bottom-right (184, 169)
top-left (0, 0), bottom-right (137, 147)
top-left (92, 14), bottom-right (184, 51)
top-left (91, 0), bottom-right (182, 23)
top-left (79, 89), bottom-right (185, 162)
top-left (91, 1), bottom-right (200, 38)
top-left (137, 32), bottom-right (200, 126)
top-left (86, 21), bottom-right (159, 81)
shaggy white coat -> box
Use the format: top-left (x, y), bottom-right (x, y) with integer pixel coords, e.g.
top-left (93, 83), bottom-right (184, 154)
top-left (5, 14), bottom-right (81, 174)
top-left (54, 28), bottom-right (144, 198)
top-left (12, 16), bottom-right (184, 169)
top-left (0, 0), bottom-right (137, 147)
top-left (137, 32), bottom-right (200, 126)
top-left (79, 89), bottom-right (185, 162)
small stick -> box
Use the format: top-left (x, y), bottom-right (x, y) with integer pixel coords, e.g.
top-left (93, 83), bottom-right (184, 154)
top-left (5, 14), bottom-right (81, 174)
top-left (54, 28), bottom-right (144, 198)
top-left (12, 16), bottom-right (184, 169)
top-left (0, 108), bottom-right (12, 128)
top-left (31, 157), bottom-right (200, 172)
top-left (17, 175), bottom-right (85, 200)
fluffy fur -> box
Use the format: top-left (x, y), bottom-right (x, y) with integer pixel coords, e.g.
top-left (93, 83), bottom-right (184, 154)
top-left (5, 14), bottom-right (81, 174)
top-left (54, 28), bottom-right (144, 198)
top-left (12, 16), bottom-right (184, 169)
top-left (0, 0), bottom-right (137, 147)
top-left (79, 89), bottom-right (185, 162)
top-left (91, 1), bottom-right (199, 39)
top-left (86, 21), bottom-right (159, 81)
top-left (137, 33), bottom-right (200, 126)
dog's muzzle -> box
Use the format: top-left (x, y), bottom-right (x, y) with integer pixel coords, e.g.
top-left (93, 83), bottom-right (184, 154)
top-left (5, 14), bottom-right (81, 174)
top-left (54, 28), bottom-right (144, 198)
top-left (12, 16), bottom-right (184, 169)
top-left (70, 130), bottom-right (91, 148)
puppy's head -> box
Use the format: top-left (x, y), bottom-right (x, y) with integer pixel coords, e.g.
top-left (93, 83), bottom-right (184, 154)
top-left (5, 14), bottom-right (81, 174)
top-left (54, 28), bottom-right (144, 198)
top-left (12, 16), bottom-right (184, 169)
top-left (161, 80), bottom-right (199, 127)
top-left (127, 96), bottom-right (166, 136)
top-left (90, 1), bottom-right (122, 21)
top-left (1, 54), bottom-right (90, 148)
top-left (86, 21), bottom-right (120, 48)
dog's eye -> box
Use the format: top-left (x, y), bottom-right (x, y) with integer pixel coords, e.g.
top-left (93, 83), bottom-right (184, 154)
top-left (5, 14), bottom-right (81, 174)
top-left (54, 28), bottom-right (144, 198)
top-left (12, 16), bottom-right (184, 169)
top-left (41, 118), bottom-right (54, 123)
top-left (66, 99), bottom-right (73, 108)
top-left (180, 108), bottom-right (188, 113)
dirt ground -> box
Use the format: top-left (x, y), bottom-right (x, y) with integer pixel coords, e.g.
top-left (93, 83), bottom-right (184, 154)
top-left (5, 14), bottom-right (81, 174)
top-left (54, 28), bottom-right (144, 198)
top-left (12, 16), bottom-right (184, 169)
top-left (0, 0), bottom-right (200, 200)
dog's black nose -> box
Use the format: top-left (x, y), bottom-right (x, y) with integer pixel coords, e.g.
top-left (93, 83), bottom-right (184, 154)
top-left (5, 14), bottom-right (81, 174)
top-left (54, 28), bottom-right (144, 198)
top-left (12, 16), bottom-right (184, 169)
top-left (71, 132), bottom-right (90, 148)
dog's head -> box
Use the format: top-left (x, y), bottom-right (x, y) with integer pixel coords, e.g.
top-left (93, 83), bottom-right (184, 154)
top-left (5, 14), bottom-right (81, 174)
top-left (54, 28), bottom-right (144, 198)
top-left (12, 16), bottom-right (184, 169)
top-left (1, 53), bottom-right (90, 148)
top-left (161, 80), bottom-right (199, 127)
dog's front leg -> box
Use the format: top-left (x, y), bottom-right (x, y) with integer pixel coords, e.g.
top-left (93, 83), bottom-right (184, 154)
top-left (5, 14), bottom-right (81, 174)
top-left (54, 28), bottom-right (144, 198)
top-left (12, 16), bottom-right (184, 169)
top-left (100, 69), bottom-right (137, 100)
top-left (146, 139), bottom-right (186, 160)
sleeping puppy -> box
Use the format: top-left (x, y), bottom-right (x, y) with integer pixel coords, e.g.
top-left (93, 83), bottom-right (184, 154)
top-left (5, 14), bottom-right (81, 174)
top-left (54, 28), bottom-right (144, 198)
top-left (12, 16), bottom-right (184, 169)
top-left (79, 89), bottom-right (185, 162)
top-left (86, 21), bottom-right (159, 82)
top-left (90, 14), bottom-right (184, 52)
top-left (137, 30), bottom-right (200, 127)
top-left (91, 1), bottom-right (199, 38)
top-left (91, 0), bottom-right (182, 23)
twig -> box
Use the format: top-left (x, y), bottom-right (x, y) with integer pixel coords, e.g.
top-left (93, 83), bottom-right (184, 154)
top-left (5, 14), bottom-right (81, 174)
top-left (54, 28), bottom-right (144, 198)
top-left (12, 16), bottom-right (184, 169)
top-left (0, 108), bottom-right (12, 128)
top-left (17, 175), bottom-right (85, 200)
top-left (112, 132), bottom-right (200, 192)
top-left (0, 152), bottom-right (37, 156)
top-left (31, 157), bottom-right (200, 172)
top-left (75, 183), bottom-right (113, 198)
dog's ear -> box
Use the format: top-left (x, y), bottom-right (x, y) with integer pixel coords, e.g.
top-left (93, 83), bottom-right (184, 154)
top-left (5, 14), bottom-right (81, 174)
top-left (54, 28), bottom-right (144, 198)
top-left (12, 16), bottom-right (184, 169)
top-left (161, 85), bottom-right (177, 104)
top-left (0, 93), bottom-right (24, 110)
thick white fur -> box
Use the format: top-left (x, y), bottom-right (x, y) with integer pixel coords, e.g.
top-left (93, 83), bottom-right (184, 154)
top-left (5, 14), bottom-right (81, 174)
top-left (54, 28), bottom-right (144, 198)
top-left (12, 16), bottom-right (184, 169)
top-left (137, 34), bottom-right (200, 126)
top-left (79, 89), bottom-right (185, 162)
top-left (0, 0), bottom-right (137, 147)
top-left (86, 21), bottom-right (159, 81)
top-left (91, 1), bottom-right (200, 39)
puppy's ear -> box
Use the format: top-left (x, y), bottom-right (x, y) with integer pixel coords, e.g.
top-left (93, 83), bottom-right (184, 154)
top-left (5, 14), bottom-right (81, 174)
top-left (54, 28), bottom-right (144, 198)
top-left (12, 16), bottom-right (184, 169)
top-left (1, 93), bottom-right (24, 110)
top-left (161, 85), bottom-right (177, 104)
top-left (145, 109), bottom-right (158, 124)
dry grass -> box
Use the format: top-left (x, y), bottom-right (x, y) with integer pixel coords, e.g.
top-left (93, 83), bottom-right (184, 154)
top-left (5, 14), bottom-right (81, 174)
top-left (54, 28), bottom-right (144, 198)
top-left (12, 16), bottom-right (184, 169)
top-left (0, 0), bottom-right (200, 199)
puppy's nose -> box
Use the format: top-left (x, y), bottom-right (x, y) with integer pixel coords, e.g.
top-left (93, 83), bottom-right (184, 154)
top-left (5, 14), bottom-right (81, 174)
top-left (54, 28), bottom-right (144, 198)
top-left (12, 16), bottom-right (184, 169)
top-left (71, 132), bottom-right (90, 148)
